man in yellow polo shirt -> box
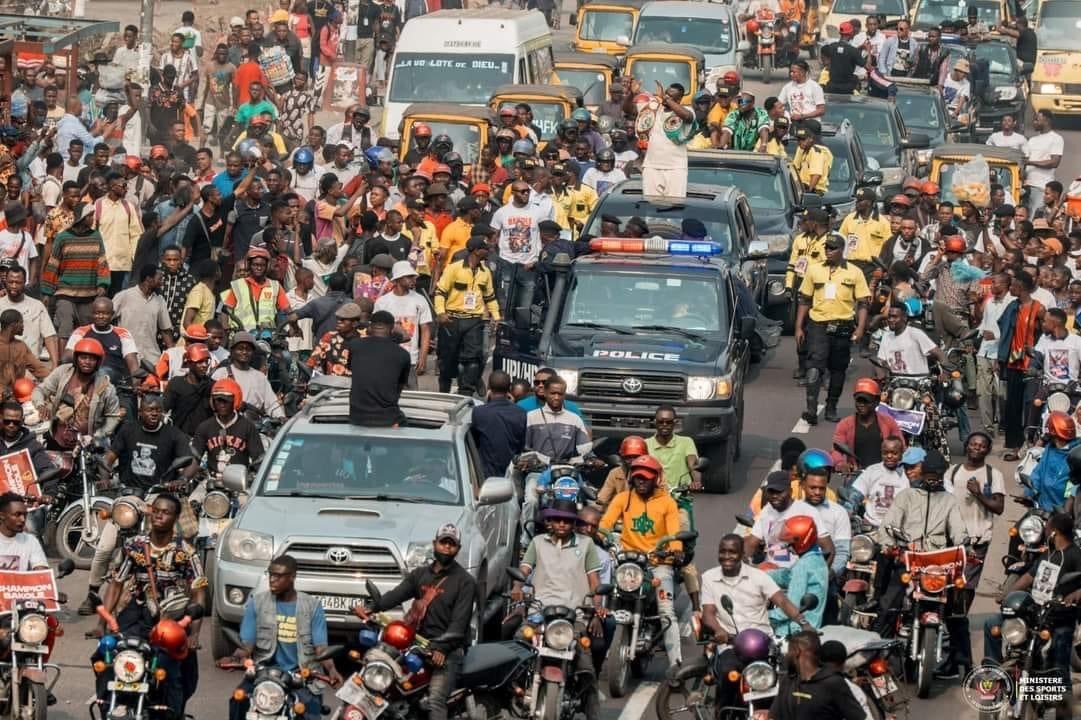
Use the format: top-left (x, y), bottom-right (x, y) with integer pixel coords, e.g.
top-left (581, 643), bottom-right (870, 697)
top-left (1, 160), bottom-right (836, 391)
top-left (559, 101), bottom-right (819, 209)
top-left (791, 119), bottom-right (832, 194)
top-left (838, 187), bottom-right (891, 275)
top-left (795, 212), bottom-right (870, 425)
top-left (786, 210), bottom-right (828, 381)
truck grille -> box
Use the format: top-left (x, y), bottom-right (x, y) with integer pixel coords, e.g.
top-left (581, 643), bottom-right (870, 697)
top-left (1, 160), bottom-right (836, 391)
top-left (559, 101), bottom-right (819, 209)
top-left (284, 541), bottom-right (403, 579)
top-left (1063, 83), bottom-right (1081, 95)
top-left (577, 370), bottom-right (686, 402)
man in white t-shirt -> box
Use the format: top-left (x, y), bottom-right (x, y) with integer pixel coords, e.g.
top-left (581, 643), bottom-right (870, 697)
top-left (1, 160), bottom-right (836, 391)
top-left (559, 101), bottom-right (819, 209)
top-left (0, 204), bottom-right (39, 286)
top-left (581, 149), bottom-right (626, 195)
top-left (1025, 110), bottom-right (1065, 215)
top-left (778, 60), bottom-right (826, 123)
top-left (1034, 307), bottom-right (1081, 384)
top-left (746, 471), bottom-right (831, 569)
top-left (986, 114), bottom-right (1028, 152)
top-left (800, 461), bottom-right (850, 577)
top-left (0, 264), bottom-right (58, 366)
top-left (635, 81), bottom-right (695, 200)
top-left (374, 261), bottom-right (433, 389)
top-left (849, 436), bottom-right (910, 527)
top-left (876, 304), bottom-right (945, 376)
top-left (941, 58), bottom-right (971, 119)
top-left (0, 493), bottom-right (48, 571)
top-left (491, 181), bottom-right (551, 312)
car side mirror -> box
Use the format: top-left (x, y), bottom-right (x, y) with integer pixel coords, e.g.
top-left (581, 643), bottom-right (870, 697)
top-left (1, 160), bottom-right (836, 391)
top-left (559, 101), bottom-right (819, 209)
top-left (739, 316), bottom-right (755, 340)
top-left (675, 530), bottom-right (698, 543)
top-left (616, 35), bottom-right (630, 45)
top-left (222, 464), bottom-right (249, 494)
top-left (860, 169), bottom-right (883, 187)
top-left (902, 132), bottom-right (931, 150)
top-left (479, 477), bottom-right (515, 506)
top-left (694, 457), bottom-right (710, 471)
top-left (748, 239), bottom-right (769, 258)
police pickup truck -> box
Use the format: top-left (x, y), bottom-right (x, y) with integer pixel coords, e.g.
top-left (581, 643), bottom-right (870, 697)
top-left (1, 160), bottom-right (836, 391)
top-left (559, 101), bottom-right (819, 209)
top-left (494, 236), bottom-right (770, 494)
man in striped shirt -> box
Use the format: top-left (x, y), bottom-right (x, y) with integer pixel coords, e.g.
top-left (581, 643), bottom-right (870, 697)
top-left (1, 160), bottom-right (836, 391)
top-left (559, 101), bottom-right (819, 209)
top-left (40, 204), bottom-right (110, 346)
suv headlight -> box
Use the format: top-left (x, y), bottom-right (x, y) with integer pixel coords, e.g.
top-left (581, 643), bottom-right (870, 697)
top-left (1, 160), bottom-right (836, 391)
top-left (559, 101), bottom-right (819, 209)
top-left (996, 86), bottom-right (1018, 102)
top-left (1018, 515), bottom-right (1044, 545)
top-left (221, 528), bottom-right (273, 564)
top-left (1001, 618), bottom-right (1027, 647)
top-left (916, 148), bottom-right (933, 165)
top-left (553, 369), bottom-right (578, 395)
top-left (743, 661), bottom-right (777, 691)
top-left (404, 542), bottom-right (433, 571)
top-left (881, 167), bottom-right (904, 187)
top-left (251, 680), bottom-right (287, 714)
top-left (687, 376), bottom-right (733, 401)
top-left (17, 614), bottom-right (47, 644)
top-left (544, 619), bottom-right (575, 651)
top-left (362, 662), bottom-right (396, 693)
top-left (615, 562), bottom-right (644, 592)
top-left (113, 650), bottom-right (146, 683)
top-left (1040, 83), bottom-right (1063, 95)
top-left (851, 534), bottom-right (876, 563)
top-left (202, 491), bottom-right (231, 519)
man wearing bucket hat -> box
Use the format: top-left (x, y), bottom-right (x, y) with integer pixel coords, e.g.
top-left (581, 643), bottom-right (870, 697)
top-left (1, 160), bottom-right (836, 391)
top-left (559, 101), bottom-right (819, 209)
top-left (942, 58), bottom-right (972, 121)
top-left (375, 261), bottom-right (432, 387)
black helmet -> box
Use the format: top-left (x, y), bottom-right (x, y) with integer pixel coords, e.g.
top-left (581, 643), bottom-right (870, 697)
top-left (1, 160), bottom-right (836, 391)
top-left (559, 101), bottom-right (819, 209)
top-left (611, 128), bottom-right (628, 141)
top-left (942, 386), bottom-right (965, 409)
top-left (560, 119), bottom-right (579, 134)
top-left (596, 148), bottom-right (615, 163)
top-left (432, 133), bottom-right (453, 149)
top-left (442, 151), bottom-right (463, 166)
top-left (1000, 590), bottom-right (1036, 619)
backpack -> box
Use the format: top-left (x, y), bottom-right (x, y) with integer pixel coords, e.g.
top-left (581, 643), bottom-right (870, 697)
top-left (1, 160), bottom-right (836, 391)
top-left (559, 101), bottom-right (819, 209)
top-left (93, 196), bottom-right (133, 226)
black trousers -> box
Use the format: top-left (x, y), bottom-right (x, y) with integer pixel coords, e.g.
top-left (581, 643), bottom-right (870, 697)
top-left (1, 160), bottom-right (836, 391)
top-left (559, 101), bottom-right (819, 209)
top-left (438, 317), bottom-right (485, 396)
top-left (1003, 367), bottom-right (1032, 450)
top-left (805, 319), bottom-right (854, 407)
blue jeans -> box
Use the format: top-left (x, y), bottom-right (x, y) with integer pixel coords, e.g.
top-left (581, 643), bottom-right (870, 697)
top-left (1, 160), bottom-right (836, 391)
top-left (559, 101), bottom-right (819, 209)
top-left (984, 613), bottom-right (1074, 677)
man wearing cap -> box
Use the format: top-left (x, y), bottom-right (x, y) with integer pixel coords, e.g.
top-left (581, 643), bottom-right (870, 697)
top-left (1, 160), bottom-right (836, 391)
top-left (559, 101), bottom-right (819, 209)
top-left (434, 238), bottom-right (499, 396)
top-left (791, 120), bottom-right (832, 195)
top-left (512, 498), bottom-right (604, 718)
top-left (745, 469), bottom-right (828, 572)
top-left (822, 24), bottom-right (868, 95)
top-left (831, 377), bottom-right (905, 470)
top-left (375, 261), bottom-right (432, 388)
top-left (0, 203), bottom-right (39, 286)
top-left (779, 60), bottom-right (826, 122)
top-left (942, 58), bottom-right (972, 121)
top-left (720, 91), bottom-right (770, 152)
top-left (325, 105), bottom-right (374, 155)
top-left (354, 523), bottom-right (475, 720)
top-left (762, 115), bottom-right (790, 158)
top-left (220, 246), bottom-right (290, 332)
top-left (796, 213), bottom-right (871, 424)
top-left (210, 331), bottom-right (283, 418)
top-left (354, 253), bottom-right (394, 302)
top-left (838, 187), bottom-right (889, 273)
top-left (306, 298), bottom-right (370, 377)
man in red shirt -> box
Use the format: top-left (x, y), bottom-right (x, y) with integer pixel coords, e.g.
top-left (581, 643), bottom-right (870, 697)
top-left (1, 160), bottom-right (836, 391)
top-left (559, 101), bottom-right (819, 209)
top-left (233, 44), bottom-right (267, 108)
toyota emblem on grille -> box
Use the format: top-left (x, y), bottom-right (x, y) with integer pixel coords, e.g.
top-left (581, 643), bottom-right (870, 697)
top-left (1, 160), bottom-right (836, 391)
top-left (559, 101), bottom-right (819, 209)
top-left (325, 547), bottom-right (351, 565)
top-left (622, 377), bottom-right (643, 394)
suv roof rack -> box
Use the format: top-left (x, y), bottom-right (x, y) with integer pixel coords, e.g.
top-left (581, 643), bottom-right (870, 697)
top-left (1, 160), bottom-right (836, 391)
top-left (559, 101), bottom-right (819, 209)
top-left (303, 390), bottom-right (473, 427)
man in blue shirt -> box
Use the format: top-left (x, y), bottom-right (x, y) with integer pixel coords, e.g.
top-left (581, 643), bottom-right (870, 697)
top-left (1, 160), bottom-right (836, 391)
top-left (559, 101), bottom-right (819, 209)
top-left (56, 96), bottom-right (114, 160)
top-left (516, 366), bottom-right (584, 418)
top-left (224, 555), bottom-right (343, 719)
top-left (212, 151), bottom-right (249, 200)
top-left (471, 370), bottom-right (526, 479)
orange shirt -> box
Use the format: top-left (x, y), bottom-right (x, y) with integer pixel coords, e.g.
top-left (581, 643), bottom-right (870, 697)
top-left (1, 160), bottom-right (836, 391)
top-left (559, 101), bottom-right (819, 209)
top-left (234, 61), bottom-right (267, 106)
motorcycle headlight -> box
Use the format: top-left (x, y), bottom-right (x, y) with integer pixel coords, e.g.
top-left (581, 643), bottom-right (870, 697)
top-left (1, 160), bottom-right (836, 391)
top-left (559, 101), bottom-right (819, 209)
top-left (221, 528), bottom-right (274, 564)
top-left (251, 679), bottom-right (287, 714)
top-left (1001, 618), bottom-right (1028, 647)
top-left (553, 369), bottom-right (578, 396)
top-left (202, 491), bottom-right (231, 520)
top-left (890, 387), bottom-right (918, 411)
top-left (1047, 392), bottom-right (1071, 414)
top-left (615, 562), bottom-right (644, 593)
top-left (918, 570), bottom-right (948, 594)
top-left (544, 620), bottom-right (575, 651)
top-left (17, 614), bottom-right (47, 644)
top-left (112, 650), bottom-right (146, 683)
top-left (851, 534), bottom-right (876, 563)
top-left (743, 661), bottom-right (777, 692)
top-left (1018, 515), bottom-right (1044, 545)
top-left (112, 499), bottom-right (141, 530)
top-left (362, 662), bottom-right (396, 693)
top-left (996, 86), bottom-right (1018, 102)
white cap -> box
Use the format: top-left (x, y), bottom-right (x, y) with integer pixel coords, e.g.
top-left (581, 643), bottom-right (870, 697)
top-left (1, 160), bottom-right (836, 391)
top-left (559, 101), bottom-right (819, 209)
top-left (230, 16), bottom-right (245, 26)
top-left (390, 260), bottom-right (419, 281)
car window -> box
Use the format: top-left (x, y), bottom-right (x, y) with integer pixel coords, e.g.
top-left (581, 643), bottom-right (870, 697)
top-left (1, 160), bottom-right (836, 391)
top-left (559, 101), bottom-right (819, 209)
top-left (685, 166), bottom-right (787, 210)
top-left (831, 0), bottom-right (905, 14)
top-left (261, 435), bottom-right (463, 505)
top-left (464, 434), bottom-right (484, 498)
top-left (580, 9), bottom-right (634, 41)
top-left (562, 271), bottom-right (726, 333)
top-left (822, 105), bottom-right (896, 147)
top-left (938, 162), bottom-right (1016, 202)
top-left (582, 195), bottom-right (734, 249)
top-left (914, 0), bottom-right (999, 27)
top-left (555, 69), bottom-right (608, 105)
top-left (628, 60), bottom-right (692, 92)
top-left (635, 16), bottom-right (734, 53)
top-left (897, 92), bottom-right (943, 131)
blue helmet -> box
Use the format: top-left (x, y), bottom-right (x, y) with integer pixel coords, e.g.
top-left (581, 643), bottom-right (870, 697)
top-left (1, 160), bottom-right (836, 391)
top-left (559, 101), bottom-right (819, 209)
top-left (902, 296), bottom-right (924, 319)
top-left (571, 108), bottom-right (591, 123)
top-left (797, 448), bottom-right (833, 477)
top-left (511, 139), bottom-right (534, 156)
top-left (294, 147), bottom-right (314, 165)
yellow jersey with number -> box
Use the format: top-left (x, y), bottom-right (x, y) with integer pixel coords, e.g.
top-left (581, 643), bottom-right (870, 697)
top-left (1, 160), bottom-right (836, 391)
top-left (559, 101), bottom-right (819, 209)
top-left (785, 232), bottom-right (827, 290)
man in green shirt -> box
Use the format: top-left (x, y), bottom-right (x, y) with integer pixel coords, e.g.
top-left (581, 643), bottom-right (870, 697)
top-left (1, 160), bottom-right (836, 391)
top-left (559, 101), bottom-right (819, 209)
top-left (719, 92), bottom-right (771, 152)
top-left (234, 80), bottom-right (278, 130)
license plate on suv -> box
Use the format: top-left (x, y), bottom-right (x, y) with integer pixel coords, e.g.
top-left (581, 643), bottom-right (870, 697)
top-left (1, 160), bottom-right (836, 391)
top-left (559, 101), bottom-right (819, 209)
top-left (315, 595), bottom-right (366, 612)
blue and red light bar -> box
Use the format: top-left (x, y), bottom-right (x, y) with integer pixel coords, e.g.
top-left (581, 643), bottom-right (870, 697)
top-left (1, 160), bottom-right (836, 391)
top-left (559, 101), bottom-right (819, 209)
top-left (588, 237), bottom-right (722, 256)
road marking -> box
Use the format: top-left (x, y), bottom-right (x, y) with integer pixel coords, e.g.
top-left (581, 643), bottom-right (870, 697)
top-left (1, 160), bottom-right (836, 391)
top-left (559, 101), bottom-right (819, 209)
top-left (618, 681), bottom-right (660, 720)
top-left (790, 403), bottom-right (826, 434)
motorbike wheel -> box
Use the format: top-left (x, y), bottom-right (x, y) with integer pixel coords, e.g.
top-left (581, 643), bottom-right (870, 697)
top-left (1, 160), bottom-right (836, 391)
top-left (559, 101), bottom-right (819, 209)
top-left (55, 504), bottom-right (100, 570)
top-left (655, 677), bottom-right (711, 720)
top-left (20, 678), bottom-right (46, 720)
top-left (538, 680), bottom-right (561, 720)
top-left (762, 54), bottom-right (773, 83)
top-left (608, 625), bottom-right (633, 698)
top-left (915, 626), bottom-right (937, 699)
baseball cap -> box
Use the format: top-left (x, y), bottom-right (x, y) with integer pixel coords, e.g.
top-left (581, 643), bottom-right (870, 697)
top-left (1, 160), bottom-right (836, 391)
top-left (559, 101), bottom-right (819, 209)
top-left (901, 447), bottom-right (926, 466)
top-left (1043, 237), bottom-right (1064, 255)
top-left (390, 260), bottom-right (419, 281)
top-left (231, 331), bottom-right (257, 348)
top-left (954, 58), bottom-right (971, 74)
top-left (682, 218), bottom-right (708, 239)
top-left (921, 449), bottom-right (948, 475)
top-left (824, 232), bottom-right (846, 249)
top-left (470, 183), bottom-right (491, 196)
top-left (335, 302), bottom-right (364, 319)
top-left (993, 204), bottom-right (1016, 217)
top-left (498, 106), bottom-right (516, 117)
top-left (436, 523), bottom-right (461, 544)
top-left (425, 182), bottom-right (449, 197)
top-left (764, 470), bottom-right (791, 492)
top-left (808, 209), bottom-right (832, 228)
top-left (230, 16), bottom-right (245, 27)
top-left (370, 253), bottom-right (395, 270)
top-left (466, 236), bottom-right (488, 252)
top-left (855, 187), bottom-right (877, 202)
top-left (269, 9), bottom-right (289, 24)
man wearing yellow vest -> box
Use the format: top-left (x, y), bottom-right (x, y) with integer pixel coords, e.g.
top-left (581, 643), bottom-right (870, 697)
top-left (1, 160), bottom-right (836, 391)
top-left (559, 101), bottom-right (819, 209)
top-left (791, 120), bottom-right (833, 195)
top-left (219, 247), bottom-right (291, 331)
top-left (839, 187), bottom-right (891, 278)
top-left (796, 212), bottom-right (871, 425)
top-left (787, 210), bottom-right (827, 381)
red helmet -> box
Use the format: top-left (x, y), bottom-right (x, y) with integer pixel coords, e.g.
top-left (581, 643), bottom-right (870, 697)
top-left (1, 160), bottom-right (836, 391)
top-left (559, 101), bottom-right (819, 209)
top-left (746, 19), bottom-right (760, 33)
top-left (72, 338), bottom-right (105, 359)
top-left (183, 324), bottom-right (208, 341)
top-left (140, 375), bottom-right (160, 392)
top-left (413, 122), bottom-right (432, 137)
top-left (889, 194), bottom-right (913, 208)
top-left (211, 379), bottom-right (243, 411)
top-left (944, 235), bottom-right (967, 254)
top-left (779, 515), bottom-right (818, 555)
top-left (722, 70), bottom-right (741, 87)
top-left (184, 343), bottom-right (211, 364)
top-left (619, 435), bottom-right (649, 459)
top-left (1047, 411), bottom-right (1076, 442)
top-left (852, 377), bottom-right (880, 398)
top-left (382, 620), bottom-right (416, 651)
top-left (628, 455), bottom-right (663, 480)
top-left (921, 181), bottom-right (940, 196)
top-left (149, 618), bottom-right (189, 660)
top-left (12, 378), bottom-right (34, 403)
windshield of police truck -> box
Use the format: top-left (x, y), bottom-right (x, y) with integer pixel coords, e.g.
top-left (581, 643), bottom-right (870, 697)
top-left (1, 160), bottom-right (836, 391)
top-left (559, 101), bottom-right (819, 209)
top-left (562, 270), bottom-right (725, 333)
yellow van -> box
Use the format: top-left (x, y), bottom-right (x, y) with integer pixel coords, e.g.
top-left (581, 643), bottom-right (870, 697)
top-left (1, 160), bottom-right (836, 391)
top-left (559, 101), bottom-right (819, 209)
top-left (553, 52), bottom-right (621, 111)
top-left (1030, 0), bottom-right (1081, 115)
top-left (573, 0), bottom-right (647, 55)
top-left (489, 85), bottom-right (585, 142)
top-left (399, 103), bottom-right (495, 172)
top-left (624, 44), bottom-right (707, 105)
top-left (929, 143), bottom-right (1025, 210)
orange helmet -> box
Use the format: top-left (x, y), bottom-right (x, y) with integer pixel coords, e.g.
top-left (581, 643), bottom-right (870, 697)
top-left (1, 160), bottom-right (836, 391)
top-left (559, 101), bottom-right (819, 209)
top-left (12, 378), bottom-right (34, 403)
top-left (210, 379), bottom-right (243, 411)
top-left (184, 343), bottom-right (211, 364)
top-left (852, 377), bottom-right (880, 398)
top-left (139, 375), bottom-right (161, 392)
top-left (183, 324), bottom-right (208, 341)
top-left (619, 435), bottom-right (649, 459)
top-left (746, 19), bottom-right (760, 33)
top-left (921, 181), bottom-right (940, 196)
top-left (628, 455), bottom-right (663, 480)
top-left (779, 515), bottom-right (818, 555)
top-left (1047, 411), bottom-right (1076, 442)
top-left (383, 620), bottom-right (416, 651)
top-left (149, 618), bottom-right (189, 660)
top-left (413, 122), bottom-right (432, 137)
top-left (889, 194), bottom-right (913, 208)
top-left (944, 235), bottom-right (967, 254)
top-left (722, 70), bottom-right (741, 87)
top-left (72, 338), bottom-right (105, 359)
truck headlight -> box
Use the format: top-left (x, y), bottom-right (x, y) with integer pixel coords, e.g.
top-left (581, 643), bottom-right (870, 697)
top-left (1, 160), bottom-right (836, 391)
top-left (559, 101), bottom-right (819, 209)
top-left (221, 528), bottom-right (273, 564)
top-left (615, 562), bottom-right (644, 592)
top-left (404, 542), bottom-right (433, 571)
top-left (553, 369), bottom-right (578, 395)
top-left (687, 376), bottom-right (732, 401)
top-left (544, 620), bottom-right (575, 651)
top-left (1001, 618), bottom-right (1027, 647)
top-left (251, 680), bottom-right (287, 714)
top-left (1040, 83), bottom-right (1063, 95)
top-left (996, 86), bottom-right (1018, 102)
top-left (743, 661), bottom-right (777, 691)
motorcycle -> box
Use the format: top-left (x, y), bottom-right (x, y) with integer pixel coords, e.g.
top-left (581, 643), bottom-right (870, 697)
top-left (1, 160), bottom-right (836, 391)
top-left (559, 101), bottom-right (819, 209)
top-left (1002, 474), bottom-right (1052, 597)
top-left (0, 559), bottom-right (75, 720)
top-left (819, 625), bottom-right (907, 720)
top-left (52, 435), bottom-right (114, 569)
top-left (518, 447), bottom-right (599, 542)
top-left (837, 527), bottom-right (891, 630)
top-left (746, 9), bottom-right (778, 83)
top-left (191, 463), bottom-right (250, 617)
top-left (871, 359), bottom-right (953, 460)
top-left (89, 596), bottom-right (205, 720)
top-left (606, 530), bottom-right (697, 698)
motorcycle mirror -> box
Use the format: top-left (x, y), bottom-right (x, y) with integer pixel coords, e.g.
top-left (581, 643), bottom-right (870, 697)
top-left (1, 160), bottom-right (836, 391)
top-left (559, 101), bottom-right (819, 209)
top-left (869, 357), bottom-right (888, 369)
top-left (580, 485), bottom-right (598, 501)
top-left (833, 441), bottom-right (856, 459)
top-left (799, 594), bottom-right (819, 612)
top-left (185, 603), bottom-right (205, 621)
top-left (433, 632), bottom-right (465, 644)
top-left (57, 558), bottom-right (76, 578)
top-left (506, 567), bottom-right (528, 584)
top-left (365, 579), bottom-right (382, 605)
top-left (675, 530), bottom-right (699, 543)
top-left (605, 454), bottom-right (622, 468)
top-left (35, 468), bottom-right (62, 484)
top-left (694, 457), bottom-right (710, 471)
top-left (735, 513), bottom-right (754, 528)
top-left (593, 583), bottom-right (614, 597)
top-left (313, 645), bottom-right (344, 662)
top-left (167, 456), bottom-right (196, 474)
top-left (720, 595), bottom-right (734, 614)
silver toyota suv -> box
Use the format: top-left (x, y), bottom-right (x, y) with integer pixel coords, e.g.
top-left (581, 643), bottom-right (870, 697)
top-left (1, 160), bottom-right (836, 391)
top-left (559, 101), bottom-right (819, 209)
top-left (207, 391), bottom-right (520, 657)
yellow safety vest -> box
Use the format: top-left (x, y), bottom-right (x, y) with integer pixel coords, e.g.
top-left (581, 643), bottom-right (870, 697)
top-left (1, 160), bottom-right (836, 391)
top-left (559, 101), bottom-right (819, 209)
top-left (228, 278), bottom-right (280, 330)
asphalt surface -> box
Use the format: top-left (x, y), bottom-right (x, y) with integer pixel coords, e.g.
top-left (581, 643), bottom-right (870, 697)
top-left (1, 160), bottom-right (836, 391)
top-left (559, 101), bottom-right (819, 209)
top-left (42, 1), bottom-right (1081, 718)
